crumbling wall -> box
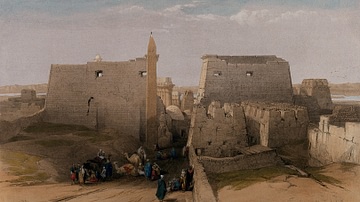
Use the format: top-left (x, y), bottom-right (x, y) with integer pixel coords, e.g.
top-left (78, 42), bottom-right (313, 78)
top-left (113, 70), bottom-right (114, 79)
top-left (190, 102), bottom-right (247, 157)
top-left (1, 89), bottom-right (45, 121)
top-left (308, 115), bottom-right (360, 166)
top-left (21, 89), bottom-right (36, 101)
top-left (181, 90), bottom-right (194, 112)
top-left (329, 105), bottom-right (360, 127)
top-left (197, 55), bottom-right (293, 106)
top-left (294, 95), bottom-right (321, 123)
top-left (44, 58), bottom-right (147, 139)
top-left (200, 145), bottom-right (283, 173)
top-left (243, 102), bottom-right (309, 148)
top-left (299, 79), bottom-right (333, 111)
top-left (188, 145), bottom-right (217, 202)
top-left (295, 79), bottom-right (333, 123)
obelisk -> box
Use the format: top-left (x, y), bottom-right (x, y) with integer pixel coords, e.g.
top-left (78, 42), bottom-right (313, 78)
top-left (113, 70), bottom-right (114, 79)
top-left (145, 33), bottom-right (158, 147)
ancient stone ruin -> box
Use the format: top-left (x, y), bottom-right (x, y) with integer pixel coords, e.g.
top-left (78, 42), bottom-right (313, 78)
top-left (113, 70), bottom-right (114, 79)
top-left (0, 89), bottom-right (45, 121)
top-left (43, 35), bottom-right (167, 147)
top-left (308, 106), bottom-right (360, 166)
top-left (196, 55), bottom-right (294, 106)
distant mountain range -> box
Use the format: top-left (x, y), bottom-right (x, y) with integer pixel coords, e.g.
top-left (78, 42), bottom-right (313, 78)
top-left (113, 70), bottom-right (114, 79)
top-left (0, 83), bottom-right (359, 96)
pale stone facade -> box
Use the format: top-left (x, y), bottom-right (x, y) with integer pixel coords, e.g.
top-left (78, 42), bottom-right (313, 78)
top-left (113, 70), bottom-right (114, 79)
top-left (188, 102), bottom-right (248, 157)
top-left (308, 105), bottom-right (360, 166)
top-left (171, 91), bottom-right (180, 107)
top-left (44, 35), bottom-right (162, 143)
top-left (197, 55), bottom-right (293, 106)
top-left (1, 89), bottom-right (45, 121)
top-left (299, 79), bottom-right (333, 111)
top-left (294, 79), bottom-right (333, 123)
top-left (309, 115), bottom-right (360, 166)
top-left (180, 90), bottom-right (194, 113)
top-left (157, 77), bottom-right (174, 108)
top-left (242, 102), bottom-right (309, 148)
top-left (44, 59), bottom-right (147, 139)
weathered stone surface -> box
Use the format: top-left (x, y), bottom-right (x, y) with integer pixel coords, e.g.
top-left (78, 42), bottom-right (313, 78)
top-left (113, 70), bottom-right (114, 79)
top-left (243, 101), bottom-right (309, 148)
top-left (196, 55), bottom-right (293, 106)
top-left (309, 116), bottom-right (360, 166)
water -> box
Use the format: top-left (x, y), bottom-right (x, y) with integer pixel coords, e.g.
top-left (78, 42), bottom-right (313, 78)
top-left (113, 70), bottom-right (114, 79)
top-left (0, 92), bottom-right (46, 96)
top-left (332, 95), bottom-right (360, 102)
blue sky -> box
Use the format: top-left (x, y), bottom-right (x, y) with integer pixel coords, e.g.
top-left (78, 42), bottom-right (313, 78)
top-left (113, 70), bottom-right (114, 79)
top-left (1, 0), bottom-right (360, 86)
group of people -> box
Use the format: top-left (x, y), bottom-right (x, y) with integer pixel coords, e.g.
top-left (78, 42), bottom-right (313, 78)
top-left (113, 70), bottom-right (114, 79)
top-left (155, 165), bottom-right (194, 202)
top-left (140, 158), bottom-right (162, 181)
top-left (69, 149), bottom-right (113, 185)
top-left (68, 146), bottom-right (194, 202)
top-left (168, 165), bottom-right (194, 192)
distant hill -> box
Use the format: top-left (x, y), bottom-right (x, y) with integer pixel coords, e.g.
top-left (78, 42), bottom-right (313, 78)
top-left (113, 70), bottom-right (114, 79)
top-left (0, 84), bottom-right (48, 93)
top-left (328, 83), bottom-right (360, 96)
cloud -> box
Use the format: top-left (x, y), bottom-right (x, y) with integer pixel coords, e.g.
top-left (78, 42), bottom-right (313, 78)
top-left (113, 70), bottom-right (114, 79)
top-left (196, 14), bottom-right (221, 20)
top-left (229, 9), bottom-right (322, 25)
top-left (163, 3), bottom-right (197, 13)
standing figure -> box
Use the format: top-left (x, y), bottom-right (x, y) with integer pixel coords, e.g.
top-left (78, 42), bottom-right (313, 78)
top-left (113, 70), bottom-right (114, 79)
top-left (185, 165), bottom-right (194, 191)
top-left (144, 159), bottom-right (152, 180)
top-left (105, 158), bottom-right (113, 180)
top-left (100, 166), bottom-right (107, 181)
top-left (155, 175), bottom-right (167, 202)
top-left (180, 169), bottom-right (186, 191)
top-left (137, 146), bottom-right (147, 164)
top-left (70, 164), bottom-right (77, 184)
top-left (170, 147), bottom-right (177, 160)
top-left (78, 165), bottom-right (85, 185)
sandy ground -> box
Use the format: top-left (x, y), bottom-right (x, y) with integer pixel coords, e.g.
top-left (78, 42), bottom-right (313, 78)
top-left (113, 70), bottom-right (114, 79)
top-left (0, 155), bottom-right (192, 202)
top-left (3, 159), bottom-right (359, 202)
top-left (218, 163), bottom-right (360, 202)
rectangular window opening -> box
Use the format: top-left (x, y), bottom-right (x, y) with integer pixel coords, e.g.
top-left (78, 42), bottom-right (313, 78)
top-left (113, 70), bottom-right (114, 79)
top-left (95, 70), bottom-right (103, 78)
top-left (213, 71), bottom-right (222, 77)
top-left (139, 71), bottom-right (147, 77)
top-left (246, 71), bottom-right (253, 77)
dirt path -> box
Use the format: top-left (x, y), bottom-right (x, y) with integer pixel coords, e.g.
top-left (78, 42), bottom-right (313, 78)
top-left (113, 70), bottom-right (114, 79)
top-left (0, 150), bottom-right (192, 202)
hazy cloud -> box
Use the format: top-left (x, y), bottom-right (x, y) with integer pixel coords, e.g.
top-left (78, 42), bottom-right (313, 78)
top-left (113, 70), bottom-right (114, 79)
top-left (1, 1), bottom-right (360, 86)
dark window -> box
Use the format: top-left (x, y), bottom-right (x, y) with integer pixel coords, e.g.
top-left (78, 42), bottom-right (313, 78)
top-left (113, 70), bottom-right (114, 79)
top-left (95, 70), bottom-right (103, 78)
top-left (246, 71), bottom-right (253, 76)
top-left (139, 71), bottom-right (147, 77)
top-left (213, 71), bottom-right (222, 77)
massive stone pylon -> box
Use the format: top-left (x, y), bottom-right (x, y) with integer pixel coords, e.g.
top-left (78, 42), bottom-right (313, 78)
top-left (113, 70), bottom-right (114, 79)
top-left (145, 33), bottom-right (159, 147)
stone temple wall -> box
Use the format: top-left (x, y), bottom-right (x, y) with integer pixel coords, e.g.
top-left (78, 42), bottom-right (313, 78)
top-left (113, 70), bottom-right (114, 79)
top-left (294, 79), bottom-right (333, 123)
top-left (44, 58), bottom-right (147, 139)
top-left (199, 145), bottom-right (283, 173)
top-left (242, 102), bottom-right (309, 148)
top-left (188, 101), bottom-right (248, 157)
top-left (308, 115), bottom-right (360, 166)
top-left (299, 79), bottom-right (333, 110)
top-left (197, 55), bottom-right (293, 106)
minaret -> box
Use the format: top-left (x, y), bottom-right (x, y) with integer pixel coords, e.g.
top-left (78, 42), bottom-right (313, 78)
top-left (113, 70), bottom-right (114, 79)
top-left (145, 33), bottom-right (158, 147)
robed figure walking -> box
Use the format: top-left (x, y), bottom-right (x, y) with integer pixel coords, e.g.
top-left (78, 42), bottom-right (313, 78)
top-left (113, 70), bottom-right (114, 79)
top-left (156, 175), bottom-right (167, 201)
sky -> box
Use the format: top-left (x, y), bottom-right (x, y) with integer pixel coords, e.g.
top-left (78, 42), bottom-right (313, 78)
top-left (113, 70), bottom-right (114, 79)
top-left (1, 0), bottom-right (360, 87)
